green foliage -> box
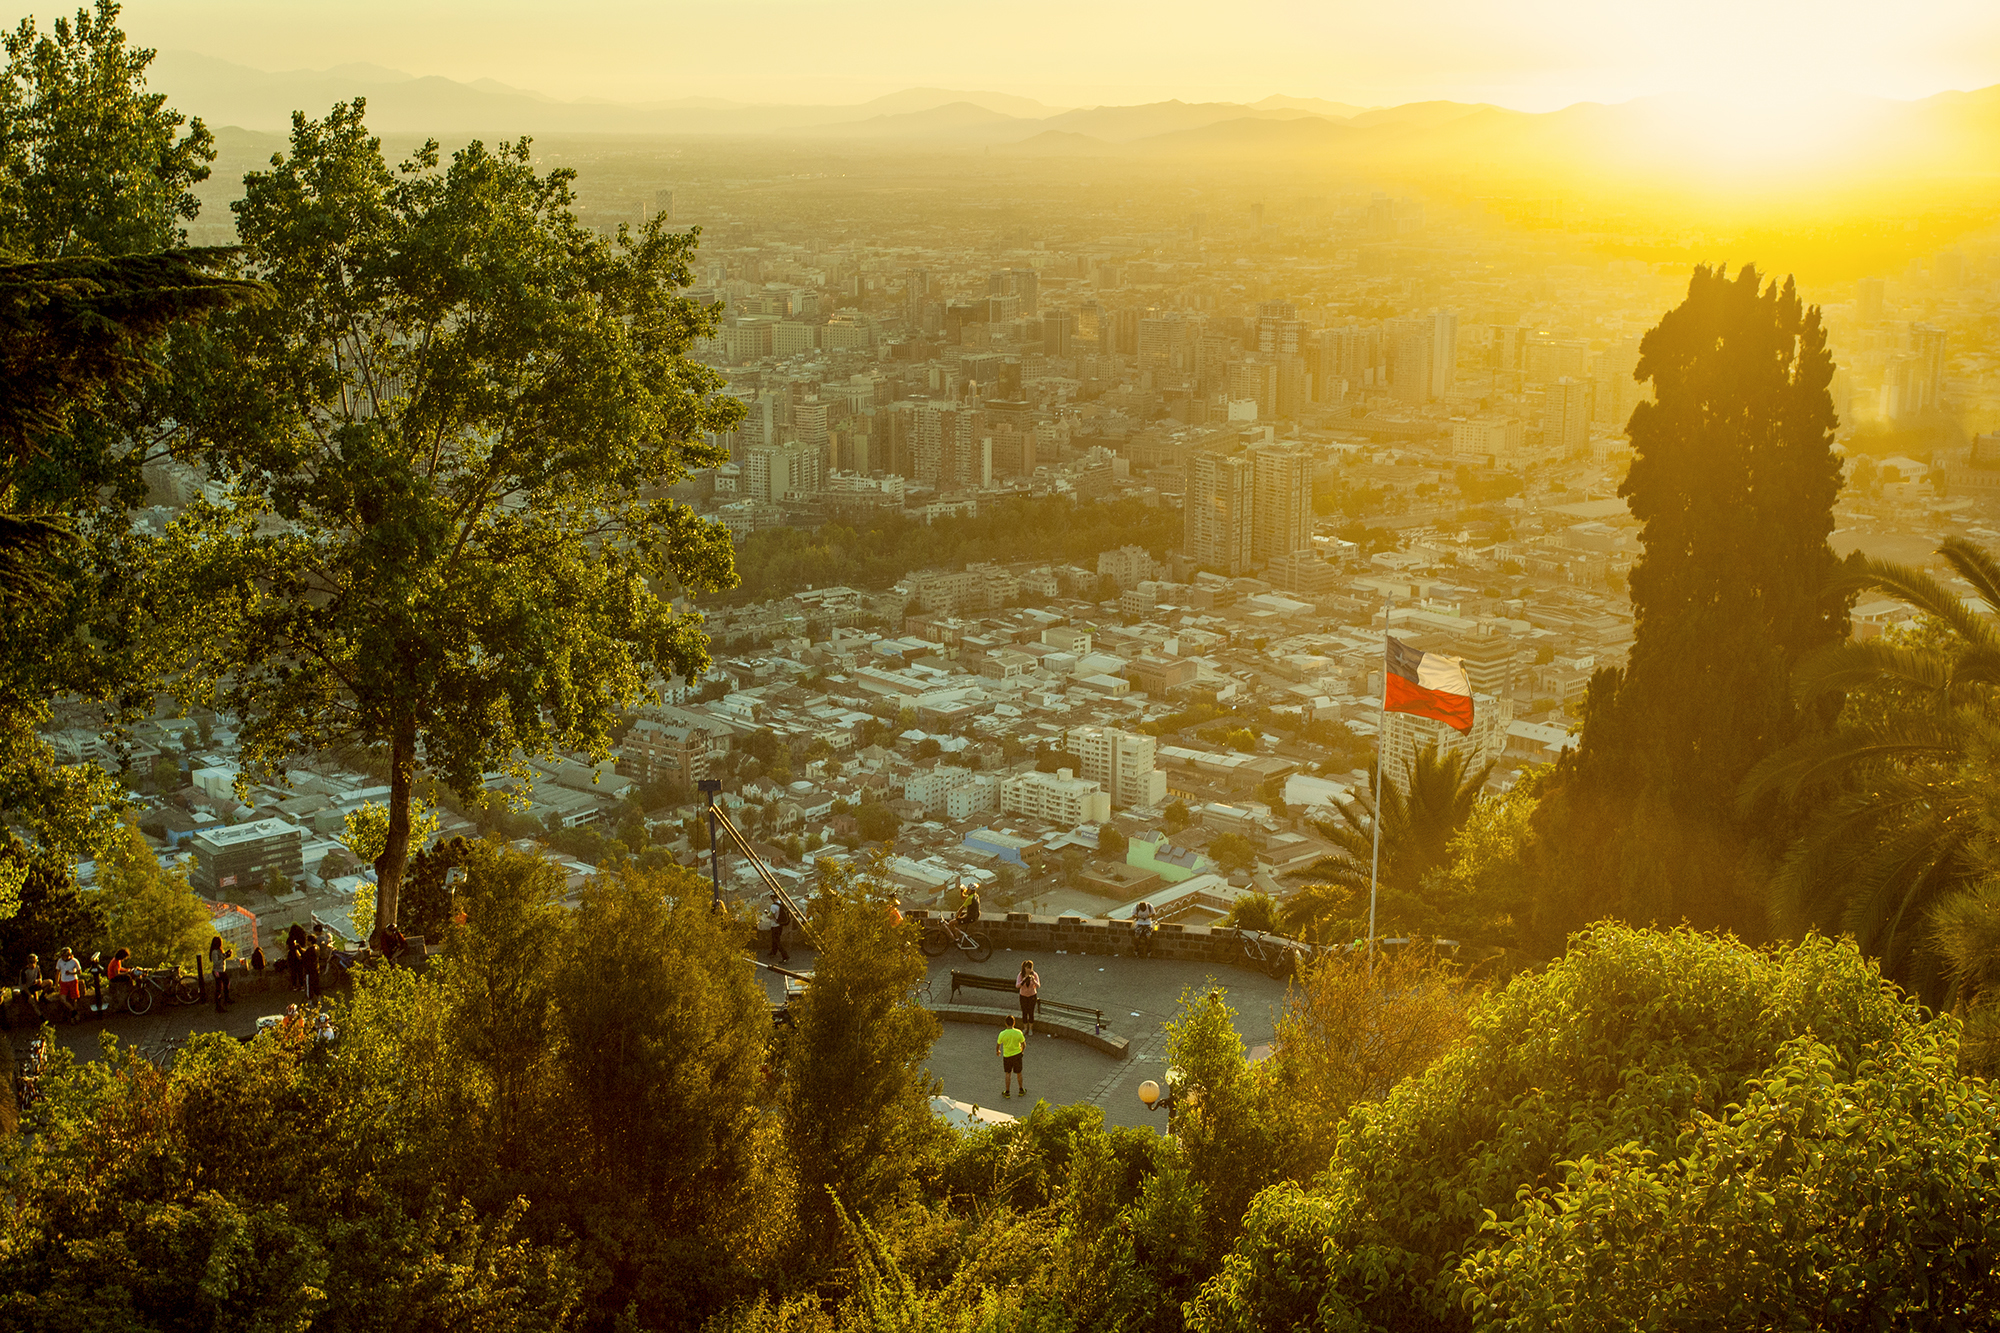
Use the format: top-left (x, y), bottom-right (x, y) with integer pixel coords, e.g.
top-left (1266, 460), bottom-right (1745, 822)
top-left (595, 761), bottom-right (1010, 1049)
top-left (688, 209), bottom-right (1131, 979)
top-left (719, 496), bottom-right (1177, 605)
top-left (1187, 925), bottom-right (1936, 1333)
top-left (1461, 1024), bottom-right (2000, 1328)
top-left (780, 866), bottom-right (941, 1264)
top-left (1538, 264), bottom-right (1850, 941)
top-left (95, 817), bottom-right (208, 965)
top-left (183, 100), bottom-right (741, 934)
top-left (1207, 833), bottom-right (1256, 875)
top-left (1097, 826), bottom-right (1128, 861)
top-left (1218, 892), bottom-right (1278, 933)
top-left (0, 838), bottom-right (104, 957)
top-left (1305, 743), bottom-right (1493, 941)
top-left (1163, 800), bottom-right (1191, 833)
top-left (1745, 541), bottom-right (2000, 1000)
top-left (1165, 987), bottom-right (1277, 1261)
top-left (855, 801), bottom-right (900, 843)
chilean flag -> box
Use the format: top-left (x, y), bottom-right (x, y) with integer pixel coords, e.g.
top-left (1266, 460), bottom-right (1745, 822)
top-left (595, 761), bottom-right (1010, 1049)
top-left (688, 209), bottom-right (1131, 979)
top-left (1384, 636), bottom-right (1474, 733)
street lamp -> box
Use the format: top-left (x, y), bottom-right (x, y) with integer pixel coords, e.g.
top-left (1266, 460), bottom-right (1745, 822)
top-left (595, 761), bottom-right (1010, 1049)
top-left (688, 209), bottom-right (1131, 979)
top-left (1137, 1067), bottom-right (1181, 1116)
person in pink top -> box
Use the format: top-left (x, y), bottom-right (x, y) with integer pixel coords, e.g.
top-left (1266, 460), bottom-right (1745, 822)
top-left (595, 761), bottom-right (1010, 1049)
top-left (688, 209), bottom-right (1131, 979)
top-left (1016, 960), bottom-right (1040, 1036)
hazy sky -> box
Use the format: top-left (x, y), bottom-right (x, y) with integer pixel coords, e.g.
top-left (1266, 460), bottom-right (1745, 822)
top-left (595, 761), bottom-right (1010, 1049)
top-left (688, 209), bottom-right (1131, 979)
top-left (107, 0), bottom-right (2000, 110)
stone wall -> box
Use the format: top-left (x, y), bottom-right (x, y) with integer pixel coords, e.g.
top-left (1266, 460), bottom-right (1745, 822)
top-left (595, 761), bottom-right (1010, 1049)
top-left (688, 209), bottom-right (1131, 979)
top-left (908, 908), bottom-right (1299, 971)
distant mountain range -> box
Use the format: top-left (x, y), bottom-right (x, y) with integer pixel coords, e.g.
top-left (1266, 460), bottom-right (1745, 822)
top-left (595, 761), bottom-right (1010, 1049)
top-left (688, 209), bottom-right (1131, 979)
top-left (150, 51), bottom-right (2000, 184)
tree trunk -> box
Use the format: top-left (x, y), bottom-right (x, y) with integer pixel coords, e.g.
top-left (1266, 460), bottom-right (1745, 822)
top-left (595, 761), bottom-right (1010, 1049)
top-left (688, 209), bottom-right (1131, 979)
top-left (372, 717), bottom-right (417, 950)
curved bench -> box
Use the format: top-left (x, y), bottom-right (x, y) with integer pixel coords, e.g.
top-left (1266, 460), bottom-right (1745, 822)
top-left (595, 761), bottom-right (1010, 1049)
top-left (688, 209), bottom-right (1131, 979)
top-left (929, 1002), bottom-right (1130, 1059)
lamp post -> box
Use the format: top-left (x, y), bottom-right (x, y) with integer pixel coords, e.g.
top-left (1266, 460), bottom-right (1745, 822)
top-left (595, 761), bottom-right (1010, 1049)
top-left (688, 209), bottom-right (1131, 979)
top-left (1137, 1066), bottom-right (1182, 1122)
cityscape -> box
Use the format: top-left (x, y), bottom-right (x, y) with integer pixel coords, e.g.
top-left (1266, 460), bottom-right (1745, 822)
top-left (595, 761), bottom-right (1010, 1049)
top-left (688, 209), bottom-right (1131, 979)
top-left (7, 1), bottom-right (2000, 1328)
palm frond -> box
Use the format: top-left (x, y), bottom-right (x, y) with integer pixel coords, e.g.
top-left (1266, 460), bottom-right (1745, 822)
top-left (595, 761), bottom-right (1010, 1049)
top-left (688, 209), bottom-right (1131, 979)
top-left (1740, 719), bottom-right (1965, 808)
top-left (1791, 639), bottom-right (1952, 704)
top-left (1843, 555), bottom-right (1997, 651)
top-left (1939, 536), bottom-right (2000, 617)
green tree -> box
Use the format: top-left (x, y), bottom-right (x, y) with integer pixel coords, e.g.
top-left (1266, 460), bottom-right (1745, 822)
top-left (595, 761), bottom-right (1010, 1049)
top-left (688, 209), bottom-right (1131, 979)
top-left (1164, 986), bottom-right (1276, 1259)
top-left (1218, 891), bottom-right (1279, 932)
top-left (1537, 264), bottom-right (1849, 940)
top-left (1163, 799), bottom-right (1191, 833)
top-left (342, 797), bottom-right (440, 939)
top-left (1744, 540), bottom-right (2000, 999)
top-left (0, 3), bottom-right (259, 868)
top-left (778, 867), bottom-right (940, 1264)
top-left (95, 817), bottom-right (207, 965)
top-left (855, 801), bottom-right (899, 843)
top-left (186, 101), bottom-right (741, 942)
top-left (1187, 927), bottom-right (1945, 1333)
top-left (0, 841), bottom-right (104, 961)
top-left (1098, 825), bottom-right (1129, 860)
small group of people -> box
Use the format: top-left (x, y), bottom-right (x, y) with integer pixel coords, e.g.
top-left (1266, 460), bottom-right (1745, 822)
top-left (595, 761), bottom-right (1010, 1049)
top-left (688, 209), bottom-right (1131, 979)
top-left (15, 948), bottom-right (87, 1023)
top-left (282, 923), bottom-right (349, 1000)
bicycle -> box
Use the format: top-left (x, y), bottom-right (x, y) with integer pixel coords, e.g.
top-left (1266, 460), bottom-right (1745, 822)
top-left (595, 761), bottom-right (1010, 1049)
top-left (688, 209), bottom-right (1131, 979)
top-left (1237, 929), bottom-right (1308, 980)
top-left (921, 916), bottom-right (993, 963)
top-left (13, 1031), bottom-right (50, 1111)
top-left (121, 965), bottom-right (204, 1016)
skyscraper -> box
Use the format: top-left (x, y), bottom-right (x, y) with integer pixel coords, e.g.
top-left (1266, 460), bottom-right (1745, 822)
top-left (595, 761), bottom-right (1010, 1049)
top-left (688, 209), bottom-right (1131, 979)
top-left (1547, 377), bottom-right (1591, 455)
top-left (1042, 308), bottom-right (1074, 358)
top-left (1065, 726), bottom-right (1167, 809)
top-left (1386, 318), bottom-right (1434, 404)
top-left (1185, 451), bottom-right (1254, 575)
top-left (1250, 441), bottom-right (1313, 564)
top-left (1431, 309), bottom-right (1459, 396)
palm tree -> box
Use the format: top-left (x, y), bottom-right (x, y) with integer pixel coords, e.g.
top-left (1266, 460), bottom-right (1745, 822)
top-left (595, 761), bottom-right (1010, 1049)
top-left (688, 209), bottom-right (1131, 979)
top-left (1744, 536), bottom-right (2000, 998)
top-left (1292, 742), bottom-right (1494, 940)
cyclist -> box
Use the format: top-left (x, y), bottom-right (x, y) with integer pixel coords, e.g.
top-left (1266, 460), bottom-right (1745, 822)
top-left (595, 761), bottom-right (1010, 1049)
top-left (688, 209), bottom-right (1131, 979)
top-left (955, 882), bottom-right (981, 926)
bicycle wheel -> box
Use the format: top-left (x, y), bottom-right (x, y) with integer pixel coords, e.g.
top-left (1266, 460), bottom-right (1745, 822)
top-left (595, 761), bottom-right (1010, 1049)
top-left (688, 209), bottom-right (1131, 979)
top-left (176, 977), bottom-right (203, 1005)
top-left (962, 932), bottom-right (993, 964)
top-left (1264, 952), bottom-right (1290, 980)
top-left (125, 983), bottom-right (154, 1016)
top-left (921, 925), bottom-right (950, 958)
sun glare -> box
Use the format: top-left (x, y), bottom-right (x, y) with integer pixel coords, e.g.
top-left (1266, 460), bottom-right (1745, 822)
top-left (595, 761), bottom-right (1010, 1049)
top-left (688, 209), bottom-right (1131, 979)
top-left (1633, 83), bottom-right (1879, 179)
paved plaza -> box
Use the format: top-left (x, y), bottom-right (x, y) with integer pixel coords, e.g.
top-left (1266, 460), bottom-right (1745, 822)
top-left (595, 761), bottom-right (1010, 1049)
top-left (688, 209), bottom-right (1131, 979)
top-left (12, 949), bottom-right (1290, 1136)
top-left (750, 942), bottom-right (1290, 1131)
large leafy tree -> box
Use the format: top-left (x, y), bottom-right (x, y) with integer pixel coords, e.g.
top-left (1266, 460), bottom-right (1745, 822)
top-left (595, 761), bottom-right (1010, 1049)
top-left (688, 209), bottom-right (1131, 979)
top-left (1535, 264), bottom-right (1849, 938)
top-left (188, 101), bottom-right (741, 938)
top-left (0, 5), bottom-right (256, 910)
top-left (1744, 538), bottom-right (2000, 999)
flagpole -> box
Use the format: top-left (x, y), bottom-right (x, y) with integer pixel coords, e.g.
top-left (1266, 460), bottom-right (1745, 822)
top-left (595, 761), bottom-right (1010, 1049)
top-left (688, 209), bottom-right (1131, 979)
top-left (1368, 596), bottom-right (1393, 970)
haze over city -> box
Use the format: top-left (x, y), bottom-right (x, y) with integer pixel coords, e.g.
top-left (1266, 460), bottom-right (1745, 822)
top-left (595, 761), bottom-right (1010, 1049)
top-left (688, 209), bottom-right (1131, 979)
top-left (6, 2), bottom-right (2000, 1329)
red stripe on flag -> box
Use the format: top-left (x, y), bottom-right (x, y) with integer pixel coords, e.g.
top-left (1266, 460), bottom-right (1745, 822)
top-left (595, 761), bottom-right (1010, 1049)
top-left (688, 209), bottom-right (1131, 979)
top-left (1385, 673), bottom-right (1474, 733)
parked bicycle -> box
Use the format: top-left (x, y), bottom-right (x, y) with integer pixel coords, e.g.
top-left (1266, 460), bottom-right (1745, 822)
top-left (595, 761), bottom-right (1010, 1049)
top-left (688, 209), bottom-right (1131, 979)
top-left (13, 1031), bottom-right (50, 1111)
top-left (120, 964), bottom-right (204, 1016)
top-left (1236, 929), bottom-right (1309, 980)
top-left (921, 916), bottom-right (993, 963)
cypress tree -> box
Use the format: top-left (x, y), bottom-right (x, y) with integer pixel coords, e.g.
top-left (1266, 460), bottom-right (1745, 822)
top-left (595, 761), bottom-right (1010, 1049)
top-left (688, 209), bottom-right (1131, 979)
top-left (1534, 264), bottom-right (1849, 940)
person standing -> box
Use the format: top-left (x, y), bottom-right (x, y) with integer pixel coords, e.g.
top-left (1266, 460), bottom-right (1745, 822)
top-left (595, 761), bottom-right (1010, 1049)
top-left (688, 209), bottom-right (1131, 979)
top-left (285, 925), bottom-right (308, 992)
top-left (53, 947), bottom-right (83, 1022)
top-left (997, 1017), bottom-right (1026, 1100)
top-left (1016, 960), bottom-right (1040, 1036)
top-left (771, 894), bottom-right (793, 963)
top-left (250, 944), bottom-right (266, 991)
top-left (209, 936), bottom-right (234, 1011)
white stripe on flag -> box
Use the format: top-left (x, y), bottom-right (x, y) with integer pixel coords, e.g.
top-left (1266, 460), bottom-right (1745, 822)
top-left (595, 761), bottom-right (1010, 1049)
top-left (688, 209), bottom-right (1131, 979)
top-left (1414, 652), bottom-right (1471, 696)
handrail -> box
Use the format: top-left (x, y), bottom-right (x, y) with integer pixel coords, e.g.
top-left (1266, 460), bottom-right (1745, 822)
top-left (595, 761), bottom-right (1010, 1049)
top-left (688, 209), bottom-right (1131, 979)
top-left (705, 799), bottom-right (823, 952)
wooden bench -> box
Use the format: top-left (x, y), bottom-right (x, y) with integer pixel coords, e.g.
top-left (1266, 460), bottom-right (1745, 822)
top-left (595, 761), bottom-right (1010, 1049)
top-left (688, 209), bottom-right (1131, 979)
top-left (948, 970), bottom-right (1106, 1034)
top-left (931, 1003), bottom-right (1129, 1059)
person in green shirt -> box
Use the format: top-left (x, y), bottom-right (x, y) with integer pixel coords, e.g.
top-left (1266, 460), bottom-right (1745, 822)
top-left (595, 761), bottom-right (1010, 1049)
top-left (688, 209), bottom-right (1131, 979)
top-left (997, 1018), bottom-right (1026, 1100)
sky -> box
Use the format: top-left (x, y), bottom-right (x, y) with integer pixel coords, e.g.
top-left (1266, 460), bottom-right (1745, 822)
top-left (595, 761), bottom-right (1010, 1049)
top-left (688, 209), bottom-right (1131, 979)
top-left (105, 0), bottom-right (2000, 111)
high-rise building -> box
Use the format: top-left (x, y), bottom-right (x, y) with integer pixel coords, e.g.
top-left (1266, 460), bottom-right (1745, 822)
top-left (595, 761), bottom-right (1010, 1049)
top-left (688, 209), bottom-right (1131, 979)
top-left (1386, 319), bottom-right (1433, 404)
top-left (913, 404), bottom-right (969, 486)
top-left (1452, 417), bottom-right (1525, 463)
top-left (653, 188), bottom-right (674, 220)
top-left (1042, 308), bottom-right (1074, 358)
top-left (1547, 377), bottom-right (1591, 455)
top-left (1856, 277), bottom-right (1885, 324)
top-left (1431, 309), bottom-right (1459, 396)
top-left (1184, 451), bottom-right (1254, 575)
top-left (744, 439), bottom-right (822, 501)
top-left (1000, 768), bottom-right (1112, 826)
top-left (1226, 360), bottom-right (1278, 420)
top-left (1066, 726), bottom-right (1168, 809)
top-left (1249, 441), bottom-right (1312, 564)
top-left (1380, 694), bottom-right (1511, 783)
top-left (792, 396), bottom-right (829, 454)
top-left (1255, 301), bottom-right (1306, 357)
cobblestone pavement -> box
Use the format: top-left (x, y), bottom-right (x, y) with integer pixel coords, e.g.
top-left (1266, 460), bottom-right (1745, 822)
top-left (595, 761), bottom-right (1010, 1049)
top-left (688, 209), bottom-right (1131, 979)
top-left (750, 940), bottom-right (1289, 1132)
